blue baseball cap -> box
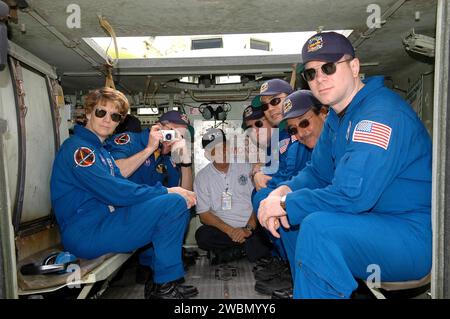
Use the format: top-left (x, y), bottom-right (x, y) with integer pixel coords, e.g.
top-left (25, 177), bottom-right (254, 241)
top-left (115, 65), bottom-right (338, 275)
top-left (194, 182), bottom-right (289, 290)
top-left (159, 110), bottom-right (190, 125)
top-left (242, 104), bottom-right (264, 122)
top-left (257, 79), bottom-right (293, 97)
top-left (202, 128), bottom-right (226, 149)
top-left (302, 32), bottom-right (355, 64)
top-left (282, 90), bottom-right (324, 120)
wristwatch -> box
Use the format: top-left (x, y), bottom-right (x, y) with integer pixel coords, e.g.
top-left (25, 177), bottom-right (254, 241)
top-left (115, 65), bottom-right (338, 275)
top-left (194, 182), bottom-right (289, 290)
top-left (280, 195), bottom-right (287, 210)
top-left (244, 224), bottom-right (255, 232)
top-left (179, 162), bottom-right (192, 167)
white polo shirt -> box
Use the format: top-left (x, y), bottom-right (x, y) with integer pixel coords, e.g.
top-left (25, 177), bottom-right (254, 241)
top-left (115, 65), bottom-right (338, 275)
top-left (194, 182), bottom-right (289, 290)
top-left (194, 163), bottom-right (254, 228)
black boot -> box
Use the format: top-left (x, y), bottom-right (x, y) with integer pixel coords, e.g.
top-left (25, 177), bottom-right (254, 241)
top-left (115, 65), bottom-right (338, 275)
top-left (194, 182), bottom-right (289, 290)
top-left (210, 246), bottom-right (246, 265)
top-left (255, 270), bottom-right (293, 295)
top-left (175, 278), bottom-right (199, 298)
top-left (145, 280), bottom-right (198, 299)
top-left (145, 281), bottom-right (184, 299)
top-left (271, 287), bottom-right (293, 299)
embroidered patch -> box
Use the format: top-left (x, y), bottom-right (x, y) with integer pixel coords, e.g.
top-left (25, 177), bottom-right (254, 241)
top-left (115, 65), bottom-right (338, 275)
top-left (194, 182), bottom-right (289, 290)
top-left (156, 163), bottom-right (167, 174)
top-left (260, 82), bottom-right (269, 93)
top-left (244, 106), bottom-right (253, 117)
top-left (180, 113), bottom-right (190, 124)
top-left (74, 147), bottom-right (95, 167)
top-left (283, 99), bottom-right (292, 114)
top-left (307, 35), bottom-right (323, 52)
top-left (238, 174), bottom-right (248, 185)
top-left (352, 120), bottom-right (392, 150)
top-left (114, 133), bottom-right (130, 145)
top-left (279, 138), bottom-right (290, 154)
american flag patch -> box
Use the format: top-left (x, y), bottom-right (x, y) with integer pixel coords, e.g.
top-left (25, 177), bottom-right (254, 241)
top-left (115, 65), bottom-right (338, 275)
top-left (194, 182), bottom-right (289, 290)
top-left (279, 138), bottom-right (290, 154)
top-left (352, 120), bottom-right (392, 150)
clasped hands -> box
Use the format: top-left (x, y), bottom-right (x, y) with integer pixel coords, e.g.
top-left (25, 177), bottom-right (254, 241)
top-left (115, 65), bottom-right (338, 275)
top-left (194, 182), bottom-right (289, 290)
top-left (257, 193), bottom-right (291, 238)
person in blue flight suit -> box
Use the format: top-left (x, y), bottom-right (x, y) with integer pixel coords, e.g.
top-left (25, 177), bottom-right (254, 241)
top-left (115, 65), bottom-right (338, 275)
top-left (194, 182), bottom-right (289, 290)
top-left (251, 79), bottom-right (297, 185)
top-left (258, 32), bottom-right (432, 299)
top-left (249, 80), bottom-right (305, 265)
top-left (50, 87), bottom-right (197, 299)
top-left (243, 91), bottom-right (327, 297)
top-left (105, 110), bottom-right (195, 295)
top-left (106, 110), bottom-right (193, 191)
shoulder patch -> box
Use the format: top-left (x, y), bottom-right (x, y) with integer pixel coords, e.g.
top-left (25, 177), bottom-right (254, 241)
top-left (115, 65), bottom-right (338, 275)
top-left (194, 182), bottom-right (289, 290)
top-left (74, 147), bottom-right (95, 167)
top-left (114, 133), bottom-right (130, 145)
top-left (352, 120), bottom-right (392, 150)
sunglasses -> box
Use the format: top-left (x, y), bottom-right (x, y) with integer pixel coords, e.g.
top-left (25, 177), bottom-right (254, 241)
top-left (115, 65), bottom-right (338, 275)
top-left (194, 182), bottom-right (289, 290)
top-left (302, 58), bottom-right (353, 82)
top-left (94, 108), bottom-right (123, 123)
top-left (287, 118), bottom-right (311, 136)
top-left (261, 97), bottom-right (282, 111)
top-left (245, 119), bottom-right (264, 130)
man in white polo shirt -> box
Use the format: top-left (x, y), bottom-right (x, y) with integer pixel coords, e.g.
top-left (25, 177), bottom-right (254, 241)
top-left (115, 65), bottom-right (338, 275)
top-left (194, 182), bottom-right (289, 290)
top-left (194, 128), bottom-right (272, 264)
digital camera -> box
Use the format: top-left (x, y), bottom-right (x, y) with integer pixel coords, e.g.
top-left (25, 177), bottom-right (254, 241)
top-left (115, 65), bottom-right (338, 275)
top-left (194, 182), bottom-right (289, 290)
top-left (161, 130), bottom-right (176, 142)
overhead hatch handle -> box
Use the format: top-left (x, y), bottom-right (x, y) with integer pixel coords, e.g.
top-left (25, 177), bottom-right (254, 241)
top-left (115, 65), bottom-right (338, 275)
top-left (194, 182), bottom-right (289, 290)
top-left (188, 89), bottom-right (253, 102)
top-left (98, 15), bottom-right (119, 89)
top-left (104, 63), bottom-right (115, 90)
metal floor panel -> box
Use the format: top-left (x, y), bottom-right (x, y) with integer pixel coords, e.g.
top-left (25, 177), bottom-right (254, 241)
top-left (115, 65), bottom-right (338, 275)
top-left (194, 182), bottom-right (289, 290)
top-left (101, 250), bottom-right (270, 299)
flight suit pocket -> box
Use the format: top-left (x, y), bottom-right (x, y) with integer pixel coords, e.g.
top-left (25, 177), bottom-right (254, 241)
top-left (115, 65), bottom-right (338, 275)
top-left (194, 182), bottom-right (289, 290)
top-left (333, 152), bottom-right (369, 198)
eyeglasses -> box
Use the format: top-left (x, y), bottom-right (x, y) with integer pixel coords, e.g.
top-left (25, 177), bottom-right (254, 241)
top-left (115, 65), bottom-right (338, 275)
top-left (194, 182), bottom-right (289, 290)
top-left (287, 117), bottom-right (312, 136)
top-left (261, 97), bottom-right (282, 111)
top-left (302, 58), bottom-right (353, 82)
top-left (245, 119), bottom-right (264, 130)
top-left (94, 108), bottom-right (123, 123)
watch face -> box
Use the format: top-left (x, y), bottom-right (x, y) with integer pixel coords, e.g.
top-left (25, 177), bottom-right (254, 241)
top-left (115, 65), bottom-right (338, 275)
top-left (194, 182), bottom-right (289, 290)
top-left (280, 195), bottom-right (287, 209)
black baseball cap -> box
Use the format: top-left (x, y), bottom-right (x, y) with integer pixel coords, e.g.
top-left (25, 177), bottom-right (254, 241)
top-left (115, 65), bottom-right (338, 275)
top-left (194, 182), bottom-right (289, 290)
top-left (282, 90), bottom-right (324, 120)
top-left (202, 128), bottom-right (226, 149)
top-left (242, 105), bottom-right (264, 122)
top-left (159, 110), bottom-right (190, 125)
top-left (302, 32), bottom-right (355, 64)
top-left (257, 79), bottom-right (293, 97)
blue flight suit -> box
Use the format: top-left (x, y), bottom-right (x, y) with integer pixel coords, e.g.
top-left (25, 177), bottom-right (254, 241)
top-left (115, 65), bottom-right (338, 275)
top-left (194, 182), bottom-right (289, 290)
top-left (105, 129), bottom-right (181, 187)
top-left (280, 76), bottom-right (432, 298)
top-left (252, 129), bottom-right (312, 270)
top-left (105, 129), bottom-right (187, 269)
top-left (50, 125), bottom-right (189, 284)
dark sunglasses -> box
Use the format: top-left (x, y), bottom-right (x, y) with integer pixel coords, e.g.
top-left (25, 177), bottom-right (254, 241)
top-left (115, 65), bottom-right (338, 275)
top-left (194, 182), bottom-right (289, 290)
top-left (287, 118), bottom-right (311, 136)
top-left (245, 119), bottom-right (264, 130)
top-left (94, 108), bottom-right (123, 123)
top-left (261, 97), bottom-right (282, 111)
top-left (302, 58), bottom-right (353, 82)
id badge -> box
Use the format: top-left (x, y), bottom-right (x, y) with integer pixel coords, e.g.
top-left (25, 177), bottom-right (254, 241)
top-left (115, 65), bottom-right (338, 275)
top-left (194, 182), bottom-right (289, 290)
top-left (221, 191), bottom-right (232, 210)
